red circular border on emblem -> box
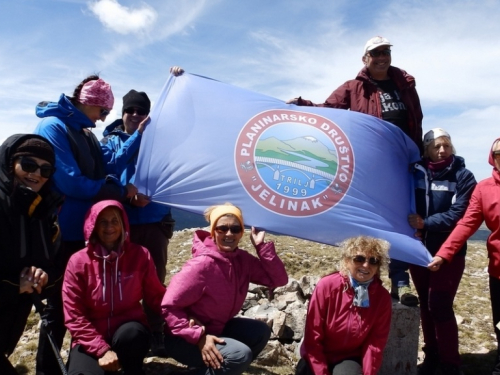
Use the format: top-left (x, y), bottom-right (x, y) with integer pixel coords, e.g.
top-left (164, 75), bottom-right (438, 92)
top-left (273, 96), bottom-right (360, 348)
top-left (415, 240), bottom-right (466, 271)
top-left (235, 109), bottom-right (354, 217)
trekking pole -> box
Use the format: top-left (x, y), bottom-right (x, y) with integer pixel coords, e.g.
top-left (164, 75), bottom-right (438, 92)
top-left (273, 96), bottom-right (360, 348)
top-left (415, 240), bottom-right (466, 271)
top-left (31, 292), bottom-right (69, 375)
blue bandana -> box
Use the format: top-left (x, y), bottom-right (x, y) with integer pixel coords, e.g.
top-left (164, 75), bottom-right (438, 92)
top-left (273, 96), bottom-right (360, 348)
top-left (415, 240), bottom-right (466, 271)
top-left (349, 273), bottom-right (373, 308)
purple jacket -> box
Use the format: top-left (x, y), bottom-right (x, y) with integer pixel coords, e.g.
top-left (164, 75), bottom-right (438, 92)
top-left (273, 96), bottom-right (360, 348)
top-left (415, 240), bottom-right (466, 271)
top-left (161, 230), bottom-right (288, 344)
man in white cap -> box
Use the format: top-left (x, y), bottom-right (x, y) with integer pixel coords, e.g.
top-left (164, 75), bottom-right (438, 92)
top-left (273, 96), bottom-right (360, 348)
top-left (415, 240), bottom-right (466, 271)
top-left (288, 36), bottom-right (423, 306)
top-left (288, 36), bottom-right (423, 152)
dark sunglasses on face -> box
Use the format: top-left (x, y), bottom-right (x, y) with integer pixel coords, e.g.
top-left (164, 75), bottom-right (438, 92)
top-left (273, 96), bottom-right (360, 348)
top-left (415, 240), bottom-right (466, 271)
top-left (100, 108), bottom-right (110, 117)
top-left (368, 49), bottom-right (391, 58)
top-left (352, 255), bottom-right (380, 265)
top-left (492, 151), bottom-right (500, 158)
top-left (19, 157), bottom-right (55, 178)
top-left (124, 107), bottom-right (148, 116)
top-left (215, 225), bottom-right (243, 234)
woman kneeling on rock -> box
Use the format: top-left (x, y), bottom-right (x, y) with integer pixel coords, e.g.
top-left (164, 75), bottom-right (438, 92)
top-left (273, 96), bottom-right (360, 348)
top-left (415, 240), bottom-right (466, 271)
top-left (161, 202), bottom-right (288, 375)
top-left (296, 236), bottom-right (392, 375)
top-left (62, 200), bottom-right (165, 375)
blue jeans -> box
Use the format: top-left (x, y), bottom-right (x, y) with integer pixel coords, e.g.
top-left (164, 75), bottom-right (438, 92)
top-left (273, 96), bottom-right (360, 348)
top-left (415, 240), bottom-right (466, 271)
top-left (164, 318), bottom-right (271, 375)
top-left (389, 258), bottom-right (410, 288)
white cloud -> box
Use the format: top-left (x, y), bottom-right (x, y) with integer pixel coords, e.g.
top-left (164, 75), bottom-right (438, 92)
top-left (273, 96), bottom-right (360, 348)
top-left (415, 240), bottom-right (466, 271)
top-left (88, 0), bottom-right (157, 35)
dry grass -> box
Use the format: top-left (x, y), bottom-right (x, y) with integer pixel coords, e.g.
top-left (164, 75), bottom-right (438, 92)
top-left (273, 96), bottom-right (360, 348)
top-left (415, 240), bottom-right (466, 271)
top-left (8, 228), bottom-right (498, 374)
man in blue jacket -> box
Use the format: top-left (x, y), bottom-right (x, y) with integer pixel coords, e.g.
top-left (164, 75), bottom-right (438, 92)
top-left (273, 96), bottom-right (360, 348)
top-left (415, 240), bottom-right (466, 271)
top-left (101, 89), bottom-right (174, 355)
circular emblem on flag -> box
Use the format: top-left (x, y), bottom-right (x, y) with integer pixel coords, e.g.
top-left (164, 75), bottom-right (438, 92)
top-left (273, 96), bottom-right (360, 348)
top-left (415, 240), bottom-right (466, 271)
top-left (235, 109), bottom-right (354, 217)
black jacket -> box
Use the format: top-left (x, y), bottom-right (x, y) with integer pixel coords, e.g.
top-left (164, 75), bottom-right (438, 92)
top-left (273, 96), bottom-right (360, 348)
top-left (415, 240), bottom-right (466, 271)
top-left (0, 134), bottom-right (64, 302)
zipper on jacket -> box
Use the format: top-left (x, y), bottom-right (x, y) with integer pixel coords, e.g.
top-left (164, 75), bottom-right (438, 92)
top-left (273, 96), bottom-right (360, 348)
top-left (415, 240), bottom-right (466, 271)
top-left (19, 216), bottom-right (26, 258)
top-left (39, 221), bottom-right (50, 259)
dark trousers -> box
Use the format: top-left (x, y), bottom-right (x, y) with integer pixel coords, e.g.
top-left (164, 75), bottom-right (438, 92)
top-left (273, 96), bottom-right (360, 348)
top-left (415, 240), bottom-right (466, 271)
top-left (130, 220), bottom-right (173, 333)
top-left (410, 255), bottom-right (465, 367)
top-left (295, 357), bottom-right (362, 375)
top-left (36, 240), bottom-right (85, 375)
top-left (0, 295), bottom-right (33, 375)
top-left (164, 318), bottom-right (270, 375)
top-left (490, 276), bottom-right (500, 349)
top-left (389, 258), bottom-right (411, 288)
top-left (67, 321), bottom-right (150, 375)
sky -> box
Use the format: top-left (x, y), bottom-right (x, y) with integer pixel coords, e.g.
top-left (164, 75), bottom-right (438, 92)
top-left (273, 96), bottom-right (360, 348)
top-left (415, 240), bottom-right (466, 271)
top-left (1, 0), bottom-right (499, 181)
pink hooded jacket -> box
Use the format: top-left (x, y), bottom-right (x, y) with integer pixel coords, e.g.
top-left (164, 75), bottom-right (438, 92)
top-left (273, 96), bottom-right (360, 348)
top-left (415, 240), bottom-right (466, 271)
top-left (62, 200), bottom-right (166, 357)
top-left (161, 229), bottom-right (288, 344)
top-left (437, 137), bottom-right (500, 278)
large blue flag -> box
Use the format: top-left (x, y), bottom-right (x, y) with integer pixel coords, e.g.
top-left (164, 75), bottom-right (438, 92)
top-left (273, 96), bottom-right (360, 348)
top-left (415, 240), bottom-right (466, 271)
top-left (135, 72), bottom-right (432, 266)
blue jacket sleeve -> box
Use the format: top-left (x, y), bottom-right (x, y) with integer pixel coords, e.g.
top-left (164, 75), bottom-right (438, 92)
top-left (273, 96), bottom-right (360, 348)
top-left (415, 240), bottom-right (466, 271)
top-left (101, 131), bottom-right (142, 177)
top-left (35, 118), bottom-right (112, 200)
top-left (424, 169), bottom-right (477, 232)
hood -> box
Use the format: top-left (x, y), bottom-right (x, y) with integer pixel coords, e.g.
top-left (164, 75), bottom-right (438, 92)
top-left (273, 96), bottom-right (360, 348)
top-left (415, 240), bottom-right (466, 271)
top-left (191, 229), bottom-right (240, 260)
top-left (488, 137), bottom-right (500, 168)
top-left (83, 200), bottom-right (130, 243)
top-left (103, 119), bottom-right (125, 137)
top-left (0, 134), bottom-right (55, 195)
top-left (36, 94), bottom-right (96, 130)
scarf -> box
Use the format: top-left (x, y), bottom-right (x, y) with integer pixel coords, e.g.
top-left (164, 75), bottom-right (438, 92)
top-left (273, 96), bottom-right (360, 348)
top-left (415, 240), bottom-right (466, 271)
top-left (349, 273), bottom-right (373, 308)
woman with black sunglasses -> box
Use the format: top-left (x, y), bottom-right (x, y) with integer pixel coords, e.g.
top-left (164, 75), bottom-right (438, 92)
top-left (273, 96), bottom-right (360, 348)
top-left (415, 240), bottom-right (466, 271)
top-left (0, 134), bottom-right (63, 375)
top-left (296, 236), bottom-right (392, 375)
top-left (161, 202), bottom-right (288, 375)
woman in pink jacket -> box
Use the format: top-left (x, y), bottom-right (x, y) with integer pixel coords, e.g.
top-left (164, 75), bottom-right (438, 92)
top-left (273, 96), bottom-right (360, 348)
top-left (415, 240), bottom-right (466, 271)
top-left (62, 200), bottom-right (165, 375)
top-left (296, 236), bottom-right (392, 375)
top-left (429, 137), bottom-right (500, 374)
top-left (161, 203), bottom-right (288, 375)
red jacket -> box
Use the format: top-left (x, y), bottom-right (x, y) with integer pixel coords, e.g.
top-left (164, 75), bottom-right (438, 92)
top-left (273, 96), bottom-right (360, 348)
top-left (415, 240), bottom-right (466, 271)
top-left (437, 138), bottom-right (500, 278)
top-left (298, 66), bottom-right (423, 152)
top-left (161, 230), bottom-right (288, 344)
top-left (300, 272), bottom-right (391, 375)
top-left (62, 200), bottom-right (166, 357)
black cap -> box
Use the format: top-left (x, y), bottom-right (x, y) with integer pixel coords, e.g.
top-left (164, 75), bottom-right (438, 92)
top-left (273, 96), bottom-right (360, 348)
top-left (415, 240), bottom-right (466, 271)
top-left (122, 89), bottom-right (150, 115)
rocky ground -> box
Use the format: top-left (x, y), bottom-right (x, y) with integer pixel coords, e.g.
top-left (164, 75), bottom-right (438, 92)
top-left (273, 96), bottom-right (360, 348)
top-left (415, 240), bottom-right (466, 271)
top-left (9, 226), bottom-right (498, 375)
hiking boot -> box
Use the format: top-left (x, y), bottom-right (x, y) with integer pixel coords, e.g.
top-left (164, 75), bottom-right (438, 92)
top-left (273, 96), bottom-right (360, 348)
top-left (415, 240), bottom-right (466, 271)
top-left (398, 285), bottom-right (419, 306)
top-left (150, 331), bottom-right (167, 357)
top-left (439, 362), bottom-right (463, 375)
top-left (417, 348), bottom-right (439, 375)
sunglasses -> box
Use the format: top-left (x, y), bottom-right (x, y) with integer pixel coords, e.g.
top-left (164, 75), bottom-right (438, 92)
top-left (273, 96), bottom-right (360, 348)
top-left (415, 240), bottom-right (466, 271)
top-left (19, 157), bottom-right (55, 178)
top-left (124, 107), bottom-right (148, 116)
top-left (493, 151), bottom-right (500, 158)
top-left (100, 108), bottom-right (110, 117)
top-left (215, 225), bottom-right (243, 234)
top-left (352, 255), bottom-right (380, 265)
top-left (368, 49), bottom-right (391, 58)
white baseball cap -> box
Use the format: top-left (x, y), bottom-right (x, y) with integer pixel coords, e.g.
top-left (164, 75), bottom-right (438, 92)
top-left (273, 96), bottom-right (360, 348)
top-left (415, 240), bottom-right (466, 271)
top-left (364, 36), bottom-right (392, 54)
top-left (423, 128), bottom-right (451, 147)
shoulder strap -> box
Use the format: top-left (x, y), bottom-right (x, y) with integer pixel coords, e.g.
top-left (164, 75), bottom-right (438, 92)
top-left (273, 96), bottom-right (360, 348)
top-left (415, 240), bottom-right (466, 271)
top-left (65, 125), bottom-right (106, 180)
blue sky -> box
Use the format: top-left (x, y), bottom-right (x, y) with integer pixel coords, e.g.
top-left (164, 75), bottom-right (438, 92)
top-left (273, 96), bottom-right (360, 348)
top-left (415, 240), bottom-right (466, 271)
top-left (1, 0), bottom-right (499, 181)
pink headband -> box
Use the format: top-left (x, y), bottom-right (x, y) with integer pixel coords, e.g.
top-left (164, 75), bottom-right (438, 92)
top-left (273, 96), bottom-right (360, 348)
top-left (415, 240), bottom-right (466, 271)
top-left (78, 79), bottom-right (114, 110)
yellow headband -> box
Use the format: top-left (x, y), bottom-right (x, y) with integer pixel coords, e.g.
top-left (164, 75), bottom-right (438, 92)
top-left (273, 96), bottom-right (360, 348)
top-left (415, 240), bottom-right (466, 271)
top-left (209, 205), bottom-right (244, 237)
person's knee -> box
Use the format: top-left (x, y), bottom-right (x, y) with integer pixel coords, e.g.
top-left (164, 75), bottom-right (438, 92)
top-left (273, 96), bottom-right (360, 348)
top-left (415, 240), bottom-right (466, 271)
top-left (223, 344), bottom-right (253, 369)
top-left (112, 322), bottom-right (150, 352)
top-left (428, 291), bottom-right (454, 322)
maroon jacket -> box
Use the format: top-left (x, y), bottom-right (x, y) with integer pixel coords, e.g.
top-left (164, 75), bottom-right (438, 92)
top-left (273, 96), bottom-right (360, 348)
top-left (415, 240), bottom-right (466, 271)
top-left (297, 66), bottom-right (423, 153)
top-left (300, 272), bottom-right (391, 375)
